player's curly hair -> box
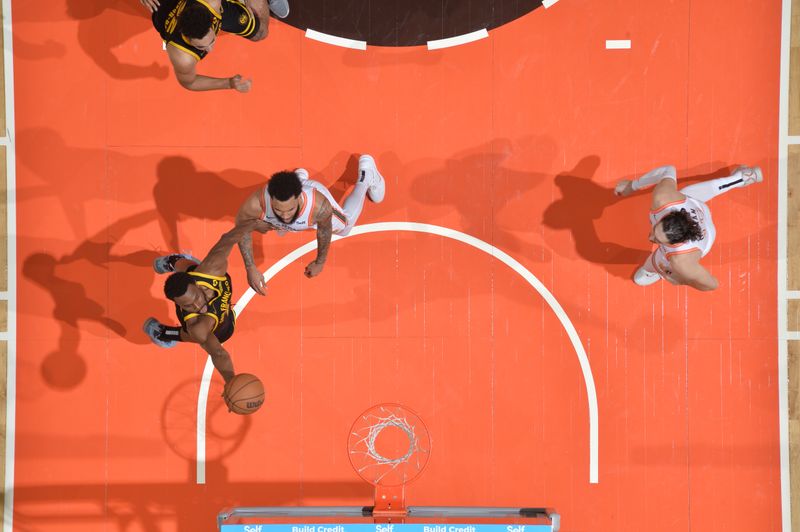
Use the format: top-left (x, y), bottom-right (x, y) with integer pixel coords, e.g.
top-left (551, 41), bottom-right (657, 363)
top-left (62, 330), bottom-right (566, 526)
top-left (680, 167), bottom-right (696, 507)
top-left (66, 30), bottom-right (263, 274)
top-left (660, 209), bottom-right (704, 244)
top-left (267, 171), bottom-right (304, 201)
top-left (164, 272), bottom-right (195, 300)
top-left (178, 3), bottom-right (215, 41)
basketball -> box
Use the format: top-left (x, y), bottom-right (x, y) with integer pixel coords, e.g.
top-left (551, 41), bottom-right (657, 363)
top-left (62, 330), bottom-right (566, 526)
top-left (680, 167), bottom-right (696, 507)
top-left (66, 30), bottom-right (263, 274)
top-left (223, 373), bottom-right (265, 415)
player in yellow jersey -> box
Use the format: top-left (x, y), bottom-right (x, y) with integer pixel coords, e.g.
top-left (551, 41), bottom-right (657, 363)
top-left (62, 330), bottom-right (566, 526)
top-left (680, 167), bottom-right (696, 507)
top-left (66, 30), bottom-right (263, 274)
top-left (143, 0), bottom-right (289, 92)
top-left (143, 218), bottom-right (271, 383)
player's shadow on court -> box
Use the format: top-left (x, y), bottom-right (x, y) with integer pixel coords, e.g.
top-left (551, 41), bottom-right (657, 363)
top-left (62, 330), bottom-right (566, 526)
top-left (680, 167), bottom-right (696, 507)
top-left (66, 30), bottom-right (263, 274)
top-left (408, 139), bottom-right (551, 255)
top-left (64, 0), bottom-right (169, 80)
top-left (16, 127), bottom-right (164, 239)
top-left (154, 156), bottom-right (268, 253)
top-left (22, 211), bottom-right (162, 390)
top-left (156, 152), bottom-right (375, 266)
top-left (162, 379), bottom-right (252, 463)
top-left (543, 158), bottom-right (748, 279)
top-left (14, 376), bottom-right (370, 530)
top-left (18, 138), bottom-right (280, 253)
top-left (11, 473), bottom-right (371, 531)
top-left (542, 156), bottom-right (652, 279)
top-left (14, 36), bottom-right (67, 60)
top-left (325, 152), bottom-right (362, 204)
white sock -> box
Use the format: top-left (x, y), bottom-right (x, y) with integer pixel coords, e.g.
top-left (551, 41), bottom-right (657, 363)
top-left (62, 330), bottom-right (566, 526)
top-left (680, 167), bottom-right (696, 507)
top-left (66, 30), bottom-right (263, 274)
top-left (632, 165), bottom-right (677, 191)
top-left (341, 181), bottom-right (369, 228)
top-left (680, 172), bottom-right (748, 203)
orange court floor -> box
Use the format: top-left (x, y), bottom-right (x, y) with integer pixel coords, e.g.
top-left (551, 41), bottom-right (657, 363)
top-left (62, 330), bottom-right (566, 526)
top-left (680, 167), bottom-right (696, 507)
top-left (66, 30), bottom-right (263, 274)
top-left (9, 0), bottom-right (783, 531)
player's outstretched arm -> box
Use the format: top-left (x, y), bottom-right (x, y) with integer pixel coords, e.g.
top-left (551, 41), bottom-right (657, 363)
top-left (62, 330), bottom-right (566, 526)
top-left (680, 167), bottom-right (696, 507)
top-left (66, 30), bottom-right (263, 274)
top-left (167, 47), bottom-right (251, 92)
top-left (305, 194), bottom-right (333, 278)
top-left (201, 336), bottom-right (235, 384)
top-left (235, 192), bottom-right (271, 295)
top-left (184, 318), bottom-right (235, 383)
top-left (669, 255), bottom-right (719, 292)
top-left (199, 219), bottom-right (272, 277)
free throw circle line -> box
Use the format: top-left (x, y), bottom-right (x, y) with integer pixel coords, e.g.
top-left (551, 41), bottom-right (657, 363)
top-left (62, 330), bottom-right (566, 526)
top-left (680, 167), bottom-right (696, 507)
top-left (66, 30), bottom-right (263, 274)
top-left (196, 222), bottom-right (599, 484)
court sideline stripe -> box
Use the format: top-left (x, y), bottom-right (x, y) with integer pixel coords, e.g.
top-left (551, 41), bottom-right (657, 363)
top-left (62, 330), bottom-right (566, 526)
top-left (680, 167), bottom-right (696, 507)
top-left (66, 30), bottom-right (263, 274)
top-left (2, 0), bottom-right (17, 528)
top-left (778, 0), bottom-right (792, 527)
top-left (196, 222), bottom-right (600, 485)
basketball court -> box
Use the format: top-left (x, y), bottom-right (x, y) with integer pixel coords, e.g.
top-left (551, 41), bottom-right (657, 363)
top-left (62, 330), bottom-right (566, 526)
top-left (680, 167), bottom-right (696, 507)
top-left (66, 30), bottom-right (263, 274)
top-left (5, 0), bottom-right (789, 530)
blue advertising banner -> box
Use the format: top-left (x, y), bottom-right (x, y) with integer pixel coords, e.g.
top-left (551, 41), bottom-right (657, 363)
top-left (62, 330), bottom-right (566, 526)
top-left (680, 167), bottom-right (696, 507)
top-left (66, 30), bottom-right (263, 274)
top-left (221, 524), bottom-right (552, 532)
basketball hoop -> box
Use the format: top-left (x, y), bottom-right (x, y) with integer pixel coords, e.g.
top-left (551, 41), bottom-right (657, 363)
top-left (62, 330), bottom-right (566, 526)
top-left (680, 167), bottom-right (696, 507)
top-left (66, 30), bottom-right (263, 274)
top-left (347, 403), bottom-right (431, 487)
top-left (348, 403), bottom-right (431, 522)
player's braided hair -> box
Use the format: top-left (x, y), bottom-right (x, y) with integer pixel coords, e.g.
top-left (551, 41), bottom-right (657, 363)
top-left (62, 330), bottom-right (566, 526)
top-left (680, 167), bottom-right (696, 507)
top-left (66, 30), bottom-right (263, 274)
top-left (268, 171), bottom-right (304, 201)
top-left (178, 2), bottom-right (215, 41)
top-left (660, 209), bottom-right (704, 244)
top-left (164, 272), bottom-right (196, 300)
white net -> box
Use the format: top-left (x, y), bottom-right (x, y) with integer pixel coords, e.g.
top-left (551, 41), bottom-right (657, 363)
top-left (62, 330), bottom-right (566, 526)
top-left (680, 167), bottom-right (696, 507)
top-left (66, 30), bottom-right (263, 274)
top-left (348, 404), bottom-right (431, 486)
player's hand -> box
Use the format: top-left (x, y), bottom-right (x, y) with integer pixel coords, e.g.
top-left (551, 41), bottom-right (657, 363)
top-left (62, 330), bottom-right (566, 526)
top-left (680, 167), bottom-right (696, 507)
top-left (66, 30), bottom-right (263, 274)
top-left (246, 265), bottom-right (267, 296)
top-left (221, 380), bottom-right (233, 412)
top-left (304, 260), bottom-right (324, 278)
top-left (229, 75), bottom-right (252, 93)
top-left (614, 179), bottom-right (635, 197)
top-left (139, 0), bottom-right (161, 12)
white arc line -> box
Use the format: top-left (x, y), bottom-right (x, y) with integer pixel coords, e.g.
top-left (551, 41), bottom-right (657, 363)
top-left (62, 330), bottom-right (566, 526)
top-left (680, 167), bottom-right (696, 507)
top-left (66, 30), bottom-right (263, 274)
top-left (196, 222), bottom-right (600, 484)
top-left (427, 29), bottom-right (489, 50)
top-left (305, 29), bottom-right (367, 50)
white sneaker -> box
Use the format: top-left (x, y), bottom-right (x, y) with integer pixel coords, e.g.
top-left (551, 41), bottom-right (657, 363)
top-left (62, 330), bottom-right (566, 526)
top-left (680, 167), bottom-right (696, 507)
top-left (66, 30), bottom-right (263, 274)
top-left (358, 155), bottom-right (385, 203)
top-left (268, 0), bottom-right (289, 18)
top-left (734, 165), bottom-right (763, 186)
top-left (633, 266), bottom-right (662, 286)
top-left (295, 168), bottom-right (309, 181)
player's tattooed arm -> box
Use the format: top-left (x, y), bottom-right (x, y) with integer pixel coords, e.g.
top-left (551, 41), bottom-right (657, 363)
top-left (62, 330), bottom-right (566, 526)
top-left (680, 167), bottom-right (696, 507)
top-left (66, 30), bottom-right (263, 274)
top-left (200, 219), bottom-right (271, 278)
top-left (236, 193), bottom-right (270, 295)
top-left (315, 200), bottom-right (334, 264)
top-left (305, 196), bottom-right (333, 278)
top-left (239, 231), bottom-right (268, 295)
top-left (238, 232), bottom-right (257, 268)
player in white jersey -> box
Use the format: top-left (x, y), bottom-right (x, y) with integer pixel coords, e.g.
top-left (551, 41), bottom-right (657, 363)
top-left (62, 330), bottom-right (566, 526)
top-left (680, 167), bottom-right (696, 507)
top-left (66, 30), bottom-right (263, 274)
top-left (235, 154), bottom-right (386, 294)
top-left (614, 164), bottom-right (762, 291)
